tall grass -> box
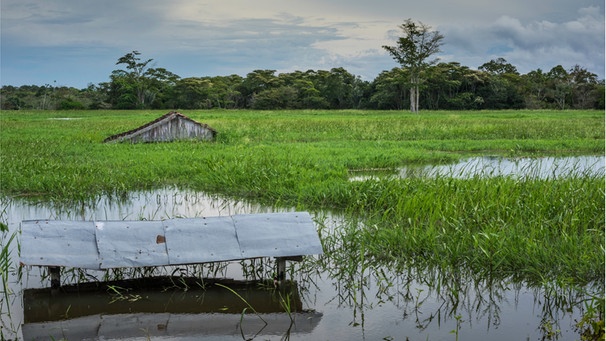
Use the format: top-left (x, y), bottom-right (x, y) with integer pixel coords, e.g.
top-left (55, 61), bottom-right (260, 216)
top-left (0, 204), bottom-right (20, 338)
top-left (338, 174), bottom-right (605, 286)
top-left (1, 110), bottom-right (603, 200)
top-left (0, 109), bottom-right (604, 286)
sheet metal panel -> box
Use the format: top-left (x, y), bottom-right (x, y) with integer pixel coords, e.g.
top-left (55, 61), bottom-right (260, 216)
top-left (20, 220), bottom-right (101, 269)
top-left (95, 220), bottom-right (169, 268)
top-left (164, 217), bottom-right (241, 264)
top-left (20, 212), bottom-right (323, 270)
top-left (234, 212), bottom-right (323, 258)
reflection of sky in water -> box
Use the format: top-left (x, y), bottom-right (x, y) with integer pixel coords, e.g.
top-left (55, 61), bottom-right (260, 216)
top-left (398, 156), bottom-right (605, 179)
top-left (2, 188), bottom-right (282, 222)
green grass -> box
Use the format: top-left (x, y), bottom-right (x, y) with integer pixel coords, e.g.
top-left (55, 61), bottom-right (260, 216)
top-left (332, 176), bottom-right (604, 286)
top-left (0, 109), bottom-right (604, 286)
top-left (0, 109), bottom-right (602, 200)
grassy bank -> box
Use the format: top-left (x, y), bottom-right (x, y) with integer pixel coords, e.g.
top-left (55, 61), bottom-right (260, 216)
top-left (0, 109), bottom-right (604, 285)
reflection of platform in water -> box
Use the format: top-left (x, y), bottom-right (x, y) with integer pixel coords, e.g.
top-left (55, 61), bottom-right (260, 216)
top-left (23, 277), bottom-right (322, 340)
top-left (23, 312), bottom-right (323, 340)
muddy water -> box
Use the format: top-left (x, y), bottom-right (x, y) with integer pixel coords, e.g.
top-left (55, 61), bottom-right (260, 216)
top-left (0, 188), bottom-right (597, 340)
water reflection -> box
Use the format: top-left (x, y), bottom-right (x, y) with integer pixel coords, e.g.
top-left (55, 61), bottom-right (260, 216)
top-left (309, 214), bottom-right (601, 340)
top-left (0, 189), bottom-right (599, 340)
top-left (23, 278), bottom-right (322, 340)
top-left (4, 187), bottom-right (274, 221)
top-left (352, 155), bottom-right (605, 180)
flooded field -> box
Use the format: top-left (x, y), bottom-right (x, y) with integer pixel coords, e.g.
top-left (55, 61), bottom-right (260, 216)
top-left (351, 155), bottom-right (605, 181)
top-left (1, 182), bottom-right (601, 340)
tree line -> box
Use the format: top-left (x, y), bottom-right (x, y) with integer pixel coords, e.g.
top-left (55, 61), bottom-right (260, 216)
top-left (1, 20), bottom-right (604, 111)
top-left (3, 60), bottom-right (602, 111)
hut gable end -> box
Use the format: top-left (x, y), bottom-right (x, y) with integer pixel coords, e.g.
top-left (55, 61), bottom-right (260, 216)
top-left (104, 112), bottom-right (217, 143)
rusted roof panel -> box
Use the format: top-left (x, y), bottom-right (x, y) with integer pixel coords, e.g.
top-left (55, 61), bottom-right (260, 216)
top-left (20, 220), bottom-right (101, 269)
top-left (20, 212), bottom-right (323, 270)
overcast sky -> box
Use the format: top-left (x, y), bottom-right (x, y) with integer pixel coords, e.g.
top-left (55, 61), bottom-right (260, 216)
top-left (1, 0), bottom-right (604, 88)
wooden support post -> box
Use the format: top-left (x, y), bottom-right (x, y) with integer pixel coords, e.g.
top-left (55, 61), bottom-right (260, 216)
top-left (275, 257), bottom-right (286, 281)
top-left (49, 266), bottom-right (60, 290)
top-left (275, 256), bottom-right (303, 285)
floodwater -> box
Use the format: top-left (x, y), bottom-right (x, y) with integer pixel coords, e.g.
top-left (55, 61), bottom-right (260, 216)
top-left (1, 156), bottom-right (603, 340)
top-left (351, 155), bottom-right (605, 181)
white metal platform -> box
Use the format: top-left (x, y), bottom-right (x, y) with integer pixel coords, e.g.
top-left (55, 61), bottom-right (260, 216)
top-left (20, 212), bottom-right (323, 271)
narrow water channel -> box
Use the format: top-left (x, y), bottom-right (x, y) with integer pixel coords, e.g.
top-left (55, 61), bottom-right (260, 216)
top-left (0, 185), bottom-right (598, 340)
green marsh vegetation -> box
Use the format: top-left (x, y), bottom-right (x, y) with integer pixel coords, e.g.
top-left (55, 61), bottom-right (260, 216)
top-left (1, 110), bottom-right (604, 290)
top-left (0, 205), bottom-right (20, 336)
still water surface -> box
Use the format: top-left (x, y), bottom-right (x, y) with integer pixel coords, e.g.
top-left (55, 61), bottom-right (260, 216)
top-left (1, 156), bottom-right (602, 340)
top-left (352, 155), bottom-right (605, 180)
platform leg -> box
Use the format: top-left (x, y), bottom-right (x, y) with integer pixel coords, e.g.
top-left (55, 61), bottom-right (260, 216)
top-left (49, 266), bottom-right (60, 290)
top-left (275, 257), bottom-right (286, 281)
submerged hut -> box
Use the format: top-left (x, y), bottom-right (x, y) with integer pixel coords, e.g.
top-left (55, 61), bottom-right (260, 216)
top-left (103, 112), bottom-right (217, 143)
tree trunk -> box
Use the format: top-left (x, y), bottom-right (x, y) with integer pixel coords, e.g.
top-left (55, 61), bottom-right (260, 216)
top-left (137, 87), bottom-right (145, 108)
top-left (410, 80), bottom-right (417, 112)
top-left (410, 73), bottom-right (419, 113)
top-left (415, 85), bottom-right (420, 113)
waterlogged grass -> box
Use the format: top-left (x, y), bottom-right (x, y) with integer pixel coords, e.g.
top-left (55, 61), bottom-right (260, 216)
top-left (0, 206), bottom-right (20, 336)
top-left (0, 110), bottom-right (604, 286)
top-left (334, 176), bottom-right (604, 286)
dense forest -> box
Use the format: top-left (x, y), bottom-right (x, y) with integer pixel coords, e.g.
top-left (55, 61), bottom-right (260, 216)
top-left (1, 56), bottom-right (603, 111)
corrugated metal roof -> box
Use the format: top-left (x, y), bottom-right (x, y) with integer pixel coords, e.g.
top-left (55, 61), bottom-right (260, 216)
top-left (20, 212), bottom-right (322, 270)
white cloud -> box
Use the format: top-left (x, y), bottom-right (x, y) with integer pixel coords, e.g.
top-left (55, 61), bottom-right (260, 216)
top-left (442, 6), bottom-right (604, 75)
top-left (1, 0), bottom-right (604, 87)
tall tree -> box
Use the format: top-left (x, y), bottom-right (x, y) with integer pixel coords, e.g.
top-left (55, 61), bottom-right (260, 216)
top-left (568, 65), bottom-right (599, 109)
top-left (478, 58), bottom-right (524, 109)
top-left (383, 19), bottom-right (444, 113)
top-left (369, 68), bottom-right (409, 110)
top-left (479, 58), bottom-right (518, 75)
top-left (110, 51), bottom-right (179, 109)
top-left (521, 69), bottom-right (549, 108)
top-left (546, 65), bottom-right (571, 109)
top-left (238, 70), bottom-right (280, 107)
top-left (112, 51), bottom-right (153, 108)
